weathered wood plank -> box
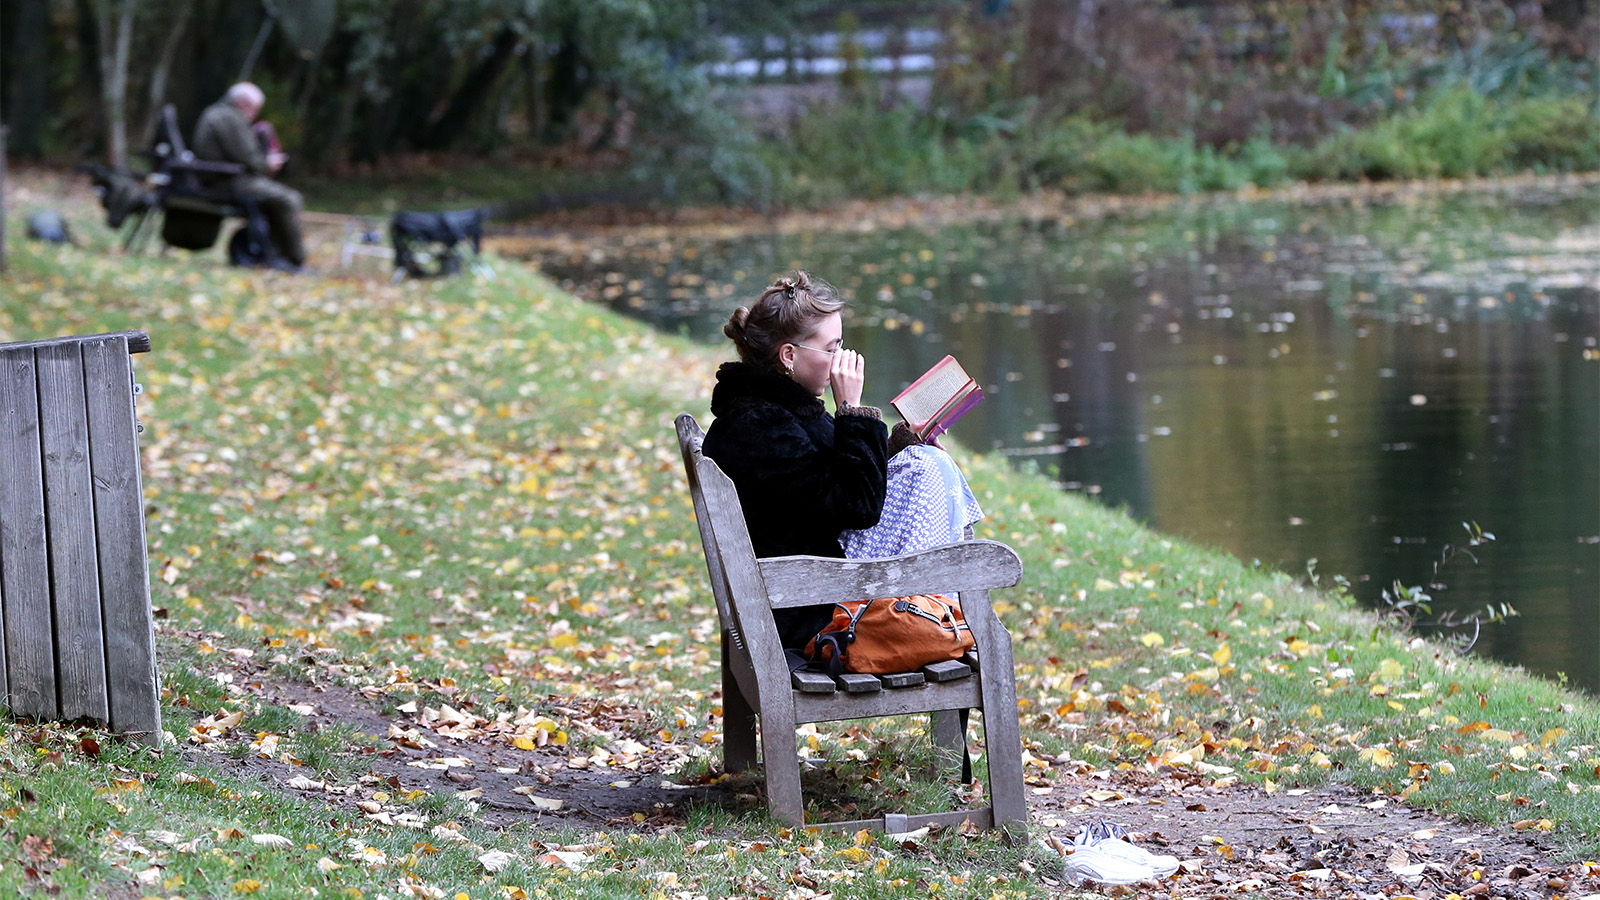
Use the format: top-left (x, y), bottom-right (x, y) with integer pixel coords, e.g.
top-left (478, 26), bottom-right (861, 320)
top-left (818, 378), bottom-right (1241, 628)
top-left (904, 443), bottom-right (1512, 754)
top-left (83, 335), bottom-right (161, 745)
top-left (790, 669), bottom-right (836, 693)
top-left (879, 671), bottom-right (925, 688)
top-left (794, 679), bottom-right (979, 723)
top-left (805, 807), bottom-right (994, 834)
top-left (837, 673), bottom-right (882, 693)
top-left (922, 659), bottom-right (972, 683)
top-left (962, 587), bottom-right (1028, 831)
top-left (0, 331), bottom-right (150, 355)
top-left (37, 342), bottom-right (110, 722)
top-left (759, 543), bottom-right (1022, 609)
top-left (0, 348), bottom-right (57, 719)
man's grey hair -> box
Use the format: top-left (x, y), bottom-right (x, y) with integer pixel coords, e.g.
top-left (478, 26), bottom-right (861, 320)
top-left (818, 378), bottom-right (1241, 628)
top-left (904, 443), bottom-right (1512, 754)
top-left (226, 82), bottom-right (266, 109)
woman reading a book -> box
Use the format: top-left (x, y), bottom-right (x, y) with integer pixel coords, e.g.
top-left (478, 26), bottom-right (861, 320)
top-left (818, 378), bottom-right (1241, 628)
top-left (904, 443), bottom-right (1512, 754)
top-left (702, 271), bottom-right (984, 652)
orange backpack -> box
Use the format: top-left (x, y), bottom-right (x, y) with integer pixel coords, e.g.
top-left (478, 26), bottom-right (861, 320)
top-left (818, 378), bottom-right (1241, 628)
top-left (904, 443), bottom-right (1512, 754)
top-left (804, 594), bottom-right (975, 675)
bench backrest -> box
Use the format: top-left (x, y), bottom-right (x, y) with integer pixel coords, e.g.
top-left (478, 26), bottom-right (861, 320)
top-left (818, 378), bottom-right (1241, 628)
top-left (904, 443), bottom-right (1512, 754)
top-left (675, 414), bottom-right (787, 704)
top-left (0, 331), bottom-right (161, 745)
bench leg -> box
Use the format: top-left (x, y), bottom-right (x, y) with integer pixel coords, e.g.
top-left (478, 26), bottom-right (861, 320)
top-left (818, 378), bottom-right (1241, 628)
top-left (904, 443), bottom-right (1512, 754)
top-left (930, 709), bottom-right (968, 779)
top-left (762, 712), bottom-right (805, 826)
top-left (722, 647), bottom-right (757, 774)
top-left (978, 680), bottom-right (1029, 836)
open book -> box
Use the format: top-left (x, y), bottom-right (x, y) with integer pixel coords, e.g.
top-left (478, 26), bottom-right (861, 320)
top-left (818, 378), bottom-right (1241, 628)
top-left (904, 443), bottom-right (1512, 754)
top-left (891, 355), bottom-right (984, 441)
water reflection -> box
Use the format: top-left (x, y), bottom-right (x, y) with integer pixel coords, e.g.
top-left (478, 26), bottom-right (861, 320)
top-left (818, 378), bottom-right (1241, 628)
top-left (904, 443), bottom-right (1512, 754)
top-left (532, 188), bottom-right (1600, 693)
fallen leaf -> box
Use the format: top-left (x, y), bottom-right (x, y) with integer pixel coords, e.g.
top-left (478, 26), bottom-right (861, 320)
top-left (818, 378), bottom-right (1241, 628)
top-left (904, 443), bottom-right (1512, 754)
top-left (478, 849), bottom-right (515, 872)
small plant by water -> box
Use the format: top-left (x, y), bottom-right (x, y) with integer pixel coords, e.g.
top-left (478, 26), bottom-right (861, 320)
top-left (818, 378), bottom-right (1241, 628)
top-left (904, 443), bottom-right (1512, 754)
top-left (1376, 521), bottom-right (1516, 653)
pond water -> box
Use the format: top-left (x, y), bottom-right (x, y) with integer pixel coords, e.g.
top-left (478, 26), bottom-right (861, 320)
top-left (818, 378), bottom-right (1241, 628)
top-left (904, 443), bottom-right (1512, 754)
top-left (534, 186), bottom-right (1600, 694)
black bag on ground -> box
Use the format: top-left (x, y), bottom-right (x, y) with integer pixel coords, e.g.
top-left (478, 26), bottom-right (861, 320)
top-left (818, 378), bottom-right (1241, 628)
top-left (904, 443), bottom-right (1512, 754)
top-left (391, 208), bottom-right (485, 278)
top-left (161, 208), bottom-right (224, 250)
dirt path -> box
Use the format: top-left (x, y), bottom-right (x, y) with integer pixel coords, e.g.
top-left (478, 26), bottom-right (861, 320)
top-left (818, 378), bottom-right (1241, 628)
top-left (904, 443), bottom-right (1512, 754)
top-left (178, 648), bottom-right (1596, 899)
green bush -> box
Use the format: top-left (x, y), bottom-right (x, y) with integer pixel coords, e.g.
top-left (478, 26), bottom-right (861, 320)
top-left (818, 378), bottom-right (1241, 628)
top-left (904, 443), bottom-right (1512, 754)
top-left (1293, 87), bottom-right (1600, 182)
top-left (1501, 95), bottom-right (1600, 172)
top-left (759, 84), bottom-right (1600, 207)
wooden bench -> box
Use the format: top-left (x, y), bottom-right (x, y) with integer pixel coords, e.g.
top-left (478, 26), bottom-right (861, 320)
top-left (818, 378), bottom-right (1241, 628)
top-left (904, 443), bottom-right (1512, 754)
top-left (120, 105), bottom-right (250, 255)
top-left (0, 331), bottom-right (161, 747)
top-left (676, 413), bottom-right (1027, 835)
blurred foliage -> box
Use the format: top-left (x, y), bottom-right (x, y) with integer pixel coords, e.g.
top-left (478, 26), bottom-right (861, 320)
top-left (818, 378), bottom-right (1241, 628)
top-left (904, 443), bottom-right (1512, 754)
top-left (2, 0), bottom-right (1598, 208)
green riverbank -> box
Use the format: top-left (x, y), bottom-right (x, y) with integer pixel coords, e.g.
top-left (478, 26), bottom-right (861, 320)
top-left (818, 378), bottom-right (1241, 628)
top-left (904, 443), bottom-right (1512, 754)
top-left (0, 178), bottom-right (1598, 899)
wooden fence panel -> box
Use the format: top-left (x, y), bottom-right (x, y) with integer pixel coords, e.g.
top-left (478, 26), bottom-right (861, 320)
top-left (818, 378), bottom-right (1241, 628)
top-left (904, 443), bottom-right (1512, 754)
top-left (38, 342), bottom-right (111, 723)
top-left (83, 335), bottom-right (160, 743)
top-left (0, 348), bottom-right (57, 720)
top-left (0, 331), bottom-right (158, 745)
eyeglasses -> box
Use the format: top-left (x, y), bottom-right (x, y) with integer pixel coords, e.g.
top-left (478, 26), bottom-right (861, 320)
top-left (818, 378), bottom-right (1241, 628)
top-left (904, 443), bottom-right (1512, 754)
top-left (793, 342), bottom-right (844, 357)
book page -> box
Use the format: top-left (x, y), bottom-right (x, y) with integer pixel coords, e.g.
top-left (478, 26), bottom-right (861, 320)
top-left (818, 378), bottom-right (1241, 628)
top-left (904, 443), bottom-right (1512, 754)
top-left (893, 361), bottom-right (970, 424)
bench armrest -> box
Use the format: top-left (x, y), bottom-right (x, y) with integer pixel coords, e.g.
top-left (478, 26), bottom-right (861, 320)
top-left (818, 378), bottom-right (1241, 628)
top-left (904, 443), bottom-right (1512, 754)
top-left (758, 540), bottom-right (1022, 610)
top-left (167, 157), bottom-right (246, 177)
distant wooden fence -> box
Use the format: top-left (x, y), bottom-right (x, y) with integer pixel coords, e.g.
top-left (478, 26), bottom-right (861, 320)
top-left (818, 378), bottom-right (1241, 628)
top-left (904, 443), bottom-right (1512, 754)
top-left (0, 331), bottom-right (161, 746)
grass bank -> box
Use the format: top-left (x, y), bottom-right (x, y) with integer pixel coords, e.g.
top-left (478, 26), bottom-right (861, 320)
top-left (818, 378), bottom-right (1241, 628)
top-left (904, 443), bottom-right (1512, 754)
top-left (1, 181), bottom-right (1598, 899)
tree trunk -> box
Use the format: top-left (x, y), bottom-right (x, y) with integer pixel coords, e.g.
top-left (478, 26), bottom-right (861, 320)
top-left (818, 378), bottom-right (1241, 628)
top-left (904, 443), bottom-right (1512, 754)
top-left (417, 25), bottom-right (521, 151)
top-left (94, 0), bottom-right (140, 172)
top-left (1, 0), bottom-right (50, 157)
top-left (1, 125), bottom-right (8, 274)
top-left (544, 24), bottom-right (592, 143)
top-left (141, 0), bottom-right (194, 148)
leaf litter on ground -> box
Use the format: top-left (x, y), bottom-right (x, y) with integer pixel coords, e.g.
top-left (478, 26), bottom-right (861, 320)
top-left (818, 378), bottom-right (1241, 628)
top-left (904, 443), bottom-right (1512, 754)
top-left (1, 169), bottom-right (1599, 899)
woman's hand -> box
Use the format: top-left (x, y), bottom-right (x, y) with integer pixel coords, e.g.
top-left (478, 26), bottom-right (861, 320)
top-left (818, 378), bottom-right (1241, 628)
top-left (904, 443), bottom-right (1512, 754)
top-left (830, 349), bottom-right (865, 409)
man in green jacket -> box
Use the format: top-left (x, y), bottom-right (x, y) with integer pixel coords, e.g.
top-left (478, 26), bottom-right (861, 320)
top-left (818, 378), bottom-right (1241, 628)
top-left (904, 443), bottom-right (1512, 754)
top-left (192, 82), bottom-right (307, 269)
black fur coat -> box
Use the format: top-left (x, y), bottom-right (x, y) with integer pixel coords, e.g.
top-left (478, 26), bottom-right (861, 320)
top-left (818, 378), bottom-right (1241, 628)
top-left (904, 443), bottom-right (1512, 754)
top-left (701, 361), bottom-right (889, 647)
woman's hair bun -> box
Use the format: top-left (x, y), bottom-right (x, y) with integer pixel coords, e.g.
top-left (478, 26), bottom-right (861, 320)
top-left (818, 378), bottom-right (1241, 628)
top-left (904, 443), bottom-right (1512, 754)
top-left (723, 307), bottom-right (750, 344)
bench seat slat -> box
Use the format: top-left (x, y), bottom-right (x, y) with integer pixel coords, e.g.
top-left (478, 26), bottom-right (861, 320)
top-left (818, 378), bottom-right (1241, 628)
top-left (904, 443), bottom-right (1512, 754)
top-left (794, 677), bottom-right (982, 723)
top-left (790, 669), bottom-right (836, 693)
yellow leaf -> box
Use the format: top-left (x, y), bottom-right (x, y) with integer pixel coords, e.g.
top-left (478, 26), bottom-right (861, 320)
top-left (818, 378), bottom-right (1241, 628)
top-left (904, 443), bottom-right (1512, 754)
top-left (1359, 746), bottom-right (1397, 769)
top-left (513, 736), bottom-right (537, 751)
top-left (234, 879), bottom-right (263, 894)
top-left (1540, 728), bottom-right (1565, 748)
top-left (550, 633), bottom-right (578, 649)
top-left (1211, 644), bottom-right (1231, 666)
top-left (834, 846), bottom-right (870, 863)
top-left (1139, 632), bottom-right (1164, 648)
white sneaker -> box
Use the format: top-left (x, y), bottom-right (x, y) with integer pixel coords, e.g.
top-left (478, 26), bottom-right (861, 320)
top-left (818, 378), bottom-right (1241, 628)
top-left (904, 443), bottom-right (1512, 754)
top-left (1090, 837), bottom-right (1180, 878)
top-left (1059, 844), bottom-right (1157, 885)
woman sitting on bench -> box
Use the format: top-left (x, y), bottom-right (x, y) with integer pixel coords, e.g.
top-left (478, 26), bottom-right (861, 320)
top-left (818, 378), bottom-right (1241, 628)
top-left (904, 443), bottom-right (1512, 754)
top-left (700, 270), bottom-right (984, 652)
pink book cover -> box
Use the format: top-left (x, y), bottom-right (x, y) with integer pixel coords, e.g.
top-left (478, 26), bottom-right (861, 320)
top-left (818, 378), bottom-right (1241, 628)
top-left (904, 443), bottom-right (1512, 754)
top-left (892, 355), bottom-right (983, 439)
top-left (920, 384), bottom-right (984, 440)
